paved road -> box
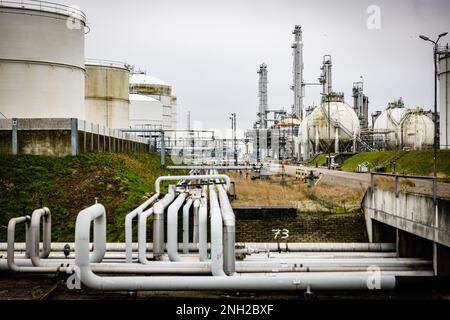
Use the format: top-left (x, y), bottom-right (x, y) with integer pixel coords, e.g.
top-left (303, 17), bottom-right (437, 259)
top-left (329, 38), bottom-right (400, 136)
top-left (267, 163), bottom-right (450, 199)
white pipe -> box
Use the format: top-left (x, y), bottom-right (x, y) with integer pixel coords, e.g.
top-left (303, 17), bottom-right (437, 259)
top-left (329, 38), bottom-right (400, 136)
top-left (198, 187), bottom-right (208, 261)
top-left (73, 225), bottom-right (397, 293)
top-left (155, 174), bottom-right (231, 194)
top-left (192, 199), bottom-right (200, 244)
top-left (137, 206), bottom-right (154, 264)
top-left (209, 185), bottom-right (226, 276)
top-left (152, 186), bottom-right (176, 260)
top-left (0, 242), bottom-right (397, 252)
top-left (217, 184), bottom-right (236, 275)
top-left (167, 193), bottom-right (188, 261)
top-left (29, 207), bottom-right (52, 267)
top-left (182, 198), bottom-right (193, 254)
top-left (125, 193), bottom-right (160, 263)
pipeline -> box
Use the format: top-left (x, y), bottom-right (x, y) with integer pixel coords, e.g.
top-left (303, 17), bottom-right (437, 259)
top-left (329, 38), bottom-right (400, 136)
top-left (71, 204), bottom-right (397, 291)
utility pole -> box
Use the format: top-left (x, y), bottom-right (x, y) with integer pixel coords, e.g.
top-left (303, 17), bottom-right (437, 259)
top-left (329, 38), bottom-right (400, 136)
top-left (230, 113), bottom-right (237, 165)
top-left (419, 32), bottom-right (448, 203)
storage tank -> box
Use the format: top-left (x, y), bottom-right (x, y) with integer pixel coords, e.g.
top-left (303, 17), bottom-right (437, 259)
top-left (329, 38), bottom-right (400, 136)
top-left (85, 60), bottom-right (130, 128)
top-left (129, 94), bottom-right (164, 129)
top-left (299, 95), bottom-right (360, 157)
top-left (439, 46), bottom-right (450, 149)
top-left (129, 73), bottom-right (177, 130)
top-left (0, 1), bottom-right (87, 119)
top-left (399, 107), bottom-right (434, 150)
top-left (373, 98), bottom-right (408, 149)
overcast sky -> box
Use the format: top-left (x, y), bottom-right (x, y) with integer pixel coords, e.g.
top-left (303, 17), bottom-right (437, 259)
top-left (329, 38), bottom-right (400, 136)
top-left (59, 0), bottom-right (450, 134)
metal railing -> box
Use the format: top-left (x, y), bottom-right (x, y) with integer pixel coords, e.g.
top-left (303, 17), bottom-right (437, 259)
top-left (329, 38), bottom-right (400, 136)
top-left (0, 0), bottom-right (87, 24)
top-left (369, 172), bottom-right (437, 203)
top-left (85, 59), bottom-right (131, 70)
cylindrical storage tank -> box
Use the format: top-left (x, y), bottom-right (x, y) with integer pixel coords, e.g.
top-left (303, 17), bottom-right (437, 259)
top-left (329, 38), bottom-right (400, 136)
top-left (0, 2), bottom-right (87, 119)
top-left (301, 101), bottom-right (360, 154)
top-left (129, 94), bottom-right (164, 129)
top-left (129, 73), bottom-right (177, 130)
top-left (373, 100), bottom-right (408, 149)
top-left (85, 60), bottom-right (130, 128)
top-left (439, 47), bottom-right (450, 149)
top-left (399, 108), bottom-right (434, 150)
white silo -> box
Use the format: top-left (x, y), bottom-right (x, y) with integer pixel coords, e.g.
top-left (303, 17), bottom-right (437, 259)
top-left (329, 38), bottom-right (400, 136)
top-left (0, 2), bottom-right (86, 119)
top-left (399, 108), bottom-right (434, 150)
top-left (129, 94), bottom-right (164, 129)
top-left (373, 99), bottom-right (408, 149)
top-left (129, 73), bottom-right (177, 130)
top-left (299, 94), bottom-right (360, 158)
top-left (439, 47), bottom-right (450, 149)
top-left (85, 60), bottom-right (130, 128)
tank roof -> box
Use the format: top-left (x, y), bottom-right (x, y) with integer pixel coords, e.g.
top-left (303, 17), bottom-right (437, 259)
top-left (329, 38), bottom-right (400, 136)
top-left (130, 73), bottom-right (169, 87)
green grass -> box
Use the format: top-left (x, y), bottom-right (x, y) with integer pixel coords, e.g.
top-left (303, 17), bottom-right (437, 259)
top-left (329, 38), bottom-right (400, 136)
top-left (304, 153), bottom-right (337, 167)
top-left (0, 153), bottom-right (185, 242)
top-left (340, 150), bottom-right (450, 180)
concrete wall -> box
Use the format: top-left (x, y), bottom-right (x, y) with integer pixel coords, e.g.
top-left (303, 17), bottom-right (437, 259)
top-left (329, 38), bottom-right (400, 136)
top-left (0, 118), bottom-right (150, 156)
top-left (363, 187), bottom-right (450, 275)
top-left (363, 187), bottom-right (450, 248)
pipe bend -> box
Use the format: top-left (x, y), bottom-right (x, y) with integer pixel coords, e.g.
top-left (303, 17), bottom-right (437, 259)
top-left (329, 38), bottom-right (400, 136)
top-left (167, 193), bottom-right (188, 262)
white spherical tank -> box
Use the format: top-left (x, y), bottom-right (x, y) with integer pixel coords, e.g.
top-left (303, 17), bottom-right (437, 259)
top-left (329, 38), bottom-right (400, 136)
top-left (439, 48), bottom-right (450, 149)
top-left (373, 100), bottom-right (408, 149)
top-left (301, 101), bottom-right (360, 154)
top-left (0, 2), bottom-right (86, 119)
top-left (85, 60), bottom-right (130, 128)
top-left (399, 108), bottom-right (434, 150)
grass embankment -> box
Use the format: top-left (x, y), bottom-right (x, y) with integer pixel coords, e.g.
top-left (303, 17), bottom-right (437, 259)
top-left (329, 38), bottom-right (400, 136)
top-left (0, 153), bottom-right (184, 242)
top-left (303, 153), bottom-right (337, 167)
top-left (230, 174), bottom-right (362, 213)
top-left (340, 150), bottom-right (450, 181)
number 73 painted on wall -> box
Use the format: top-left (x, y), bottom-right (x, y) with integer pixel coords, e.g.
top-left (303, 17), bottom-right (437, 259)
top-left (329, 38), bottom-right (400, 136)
top-left (272, 229), bottom-right (289, 240)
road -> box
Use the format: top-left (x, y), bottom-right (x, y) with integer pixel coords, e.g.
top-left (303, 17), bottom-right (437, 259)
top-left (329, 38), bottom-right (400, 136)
top-left (267, 163), bottom-right (450, 199)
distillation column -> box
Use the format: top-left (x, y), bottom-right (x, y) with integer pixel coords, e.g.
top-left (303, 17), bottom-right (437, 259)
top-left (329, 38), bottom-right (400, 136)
top-left (257, 63), bottom-right (268, 129)
top-left (291, 25), bottom-right (304, 120)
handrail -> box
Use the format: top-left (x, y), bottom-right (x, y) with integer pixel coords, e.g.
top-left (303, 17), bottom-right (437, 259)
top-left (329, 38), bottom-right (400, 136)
top-left (85, 59), bottom-right (131, 70)
top-left (0, 0), bottom-right (87, 23)
top-left (369, 172), bottom-right (437, 202)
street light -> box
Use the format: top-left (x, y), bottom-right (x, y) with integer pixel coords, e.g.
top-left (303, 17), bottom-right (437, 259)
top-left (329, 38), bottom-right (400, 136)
top-left (419, 31), bottom-right (448, 203)
top-left (229, 113), bottom-right (237, 165)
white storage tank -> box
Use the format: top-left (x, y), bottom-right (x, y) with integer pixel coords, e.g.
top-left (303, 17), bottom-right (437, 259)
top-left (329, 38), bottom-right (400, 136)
top-left (399, 107), bottom-right (434, 150)
top-left (299, 95), bottom-right (360, 157)
top-left (129, 94), bottom-right (164, 129)
top-left (373, 99), bottom-right (408, 149)
top-left (129, 73), bottom-right (177, 130)
top-left (0, 1), bottom-right (87, 119)
top-left (85, 60), bottom-right (130, 128)
top-left (439, 47), bottom-right (450, 149)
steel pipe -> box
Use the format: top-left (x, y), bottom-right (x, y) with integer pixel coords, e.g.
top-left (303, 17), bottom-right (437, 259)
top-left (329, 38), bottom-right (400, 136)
top-left (29, 207), bottom-right (51, 267)
top-left (199, 187), bottom-right (208, 261)
top-left (152, 186), bottom-right (175, 260)
top-left (209, 185), bottom-right (226, 276)
top-left (167, 193), bottom-right (188, 261)
top-left (155, 174), bottom-right (231, 194)
top-left (137, 206), bottom-right (154, 264)
top-left (125, 192), bottom-right (160, 263)
top-left (182, 198), bottom-right (193, 254)
top-left (217, 184), bottom-right (236, 275)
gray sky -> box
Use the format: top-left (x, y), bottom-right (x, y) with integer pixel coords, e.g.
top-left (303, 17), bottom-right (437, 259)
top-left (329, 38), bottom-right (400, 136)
top-left (60, 0), bottom-right (450, 132)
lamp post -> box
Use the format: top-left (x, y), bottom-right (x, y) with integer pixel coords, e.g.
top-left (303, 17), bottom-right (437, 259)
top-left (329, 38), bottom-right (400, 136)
top-left (229, 113), bottom-right (237, 165)
top-left (419, 32), bottom-right (448, 203)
